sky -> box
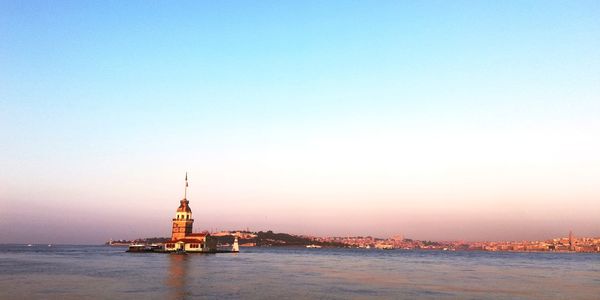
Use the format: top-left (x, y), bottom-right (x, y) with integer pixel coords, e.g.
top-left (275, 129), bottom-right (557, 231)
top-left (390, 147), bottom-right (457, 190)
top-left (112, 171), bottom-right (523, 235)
top-left (1, 1), bottom-right (599, 244)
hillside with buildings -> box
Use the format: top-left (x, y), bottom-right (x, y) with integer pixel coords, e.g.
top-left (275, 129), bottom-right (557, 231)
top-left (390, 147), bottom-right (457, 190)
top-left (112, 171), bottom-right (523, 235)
top-left (108, 230), bottom-right (600, 253)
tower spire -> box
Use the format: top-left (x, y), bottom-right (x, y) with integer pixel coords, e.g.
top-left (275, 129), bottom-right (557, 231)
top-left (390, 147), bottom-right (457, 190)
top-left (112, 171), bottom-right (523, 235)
top-left (184, 172), bottom-right (188, 199)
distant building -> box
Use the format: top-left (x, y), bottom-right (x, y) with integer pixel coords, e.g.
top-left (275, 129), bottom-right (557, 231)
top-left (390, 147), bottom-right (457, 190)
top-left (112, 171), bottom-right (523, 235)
top-left (569, 230), bottom-right (574, 251)
top-left (164, 173), bottom-right (217, 252)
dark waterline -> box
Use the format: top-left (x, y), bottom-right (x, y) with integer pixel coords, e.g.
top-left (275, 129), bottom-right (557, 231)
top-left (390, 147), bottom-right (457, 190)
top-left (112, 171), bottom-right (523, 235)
top-left (1, 244), bottom-right (599, 299)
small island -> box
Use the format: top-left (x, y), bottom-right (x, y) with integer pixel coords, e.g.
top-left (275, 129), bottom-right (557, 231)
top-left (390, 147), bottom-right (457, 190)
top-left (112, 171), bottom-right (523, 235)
top-left (125, 174), bottom-right (238, 254)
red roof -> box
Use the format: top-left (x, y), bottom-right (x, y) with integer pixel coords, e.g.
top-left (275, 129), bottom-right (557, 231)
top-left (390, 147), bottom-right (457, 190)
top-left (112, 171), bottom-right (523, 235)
top-left (167, 238), bottom-right (205, 243)
top-left (180, 238), bottom-right (205, 243)
top-left (188, 233), bottom-right (208, 237)
top-left (176, 199), bottom-right (192, 213)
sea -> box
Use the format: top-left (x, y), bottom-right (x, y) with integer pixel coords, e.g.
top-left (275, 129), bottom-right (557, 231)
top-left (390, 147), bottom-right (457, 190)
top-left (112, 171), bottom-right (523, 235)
top-left (1, 244), bottom-right (599, 299)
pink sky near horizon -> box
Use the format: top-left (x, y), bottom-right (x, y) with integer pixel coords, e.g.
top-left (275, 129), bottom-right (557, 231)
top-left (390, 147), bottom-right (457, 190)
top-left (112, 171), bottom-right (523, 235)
top-left (2, 121), bottom-right (599, 244)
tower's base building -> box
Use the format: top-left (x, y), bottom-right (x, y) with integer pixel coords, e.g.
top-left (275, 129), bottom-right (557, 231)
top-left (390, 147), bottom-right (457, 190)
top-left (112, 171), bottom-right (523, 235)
top-left (164, 235), bottom-right (218, 253)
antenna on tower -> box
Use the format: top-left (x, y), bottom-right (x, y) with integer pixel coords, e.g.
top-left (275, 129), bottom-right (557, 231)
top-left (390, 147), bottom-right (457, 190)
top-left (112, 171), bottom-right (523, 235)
top-left (184, 172), bottom-right (189, 199)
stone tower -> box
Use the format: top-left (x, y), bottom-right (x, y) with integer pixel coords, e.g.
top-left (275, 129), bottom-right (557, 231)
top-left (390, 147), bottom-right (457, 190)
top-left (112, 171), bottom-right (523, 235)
top-left (172, 173), bottom-right (194, 240)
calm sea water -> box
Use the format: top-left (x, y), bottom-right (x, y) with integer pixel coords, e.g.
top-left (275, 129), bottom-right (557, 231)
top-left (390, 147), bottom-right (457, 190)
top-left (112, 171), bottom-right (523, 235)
top-left (1, 245), bottom-right (599, 299)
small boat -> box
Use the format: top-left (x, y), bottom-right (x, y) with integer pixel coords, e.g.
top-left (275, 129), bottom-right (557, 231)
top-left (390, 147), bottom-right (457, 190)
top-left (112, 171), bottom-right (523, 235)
top-left (306, 244), bottom-right (322, 248)
top-left (27, 244), bottom-right (32, 247)
top-left (48, 244), bottom-right (52, 247)
top-left (126, 244), bottom-right (147, 252)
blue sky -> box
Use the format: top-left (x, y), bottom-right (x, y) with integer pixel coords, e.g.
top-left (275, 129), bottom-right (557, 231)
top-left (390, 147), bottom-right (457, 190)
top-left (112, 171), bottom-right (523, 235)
top-left (1, 1), bottom-right (599, 243)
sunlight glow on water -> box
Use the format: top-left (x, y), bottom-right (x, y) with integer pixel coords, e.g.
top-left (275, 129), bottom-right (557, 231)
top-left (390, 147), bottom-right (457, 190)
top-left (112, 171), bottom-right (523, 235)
top-left (1, 245), bottom-right (599, 299)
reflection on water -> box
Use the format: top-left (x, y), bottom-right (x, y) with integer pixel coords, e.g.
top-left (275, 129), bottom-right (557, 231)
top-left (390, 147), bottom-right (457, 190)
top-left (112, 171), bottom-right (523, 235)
top-left (0, 245), bottom-right (599, 299)
top-left (166, 254), bottom-right (190, 300)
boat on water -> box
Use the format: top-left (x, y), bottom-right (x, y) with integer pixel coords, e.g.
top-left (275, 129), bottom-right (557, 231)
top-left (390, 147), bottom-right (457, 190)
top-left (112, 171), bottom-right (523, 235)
top-left (126, 244), bottom-right (146, 252)
top-left (375, 244), bottom-right (394, 250)
top-left (27, 244), bottom-right (32, 247)
top-left (306, 244), bottom-right (322, 248)
top-left (126, 244), bottom-right (163, 253)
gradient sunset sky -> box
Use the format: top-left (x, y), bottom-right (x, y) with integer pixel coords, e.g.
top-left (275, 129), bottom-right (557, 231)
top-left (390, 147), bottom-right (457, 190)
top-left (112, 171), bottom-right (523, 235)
top-left (1, 1), bottom-right (599, 244)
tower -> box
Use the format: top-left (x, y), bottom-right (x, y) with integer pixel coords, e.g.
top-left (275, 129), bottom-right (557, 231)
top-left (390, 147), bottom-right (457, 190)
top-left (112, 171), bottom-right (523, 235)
top-left (172, 173), bottom-right (194, 240)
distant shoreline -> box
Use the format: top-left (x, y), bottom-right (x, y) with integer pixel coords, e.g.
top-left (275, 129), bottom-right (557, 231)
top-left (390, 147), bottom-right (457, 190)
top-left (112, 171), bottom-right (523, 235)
top-left (102, 230), bottom-right (600, 253)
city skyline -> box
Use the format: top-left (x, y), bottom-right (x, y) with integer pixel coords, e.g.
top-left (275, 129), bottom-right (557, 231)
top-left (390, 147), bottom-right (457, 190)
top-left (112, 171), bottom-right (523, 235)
top-left (1, 1), bottom-right (600, 244)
